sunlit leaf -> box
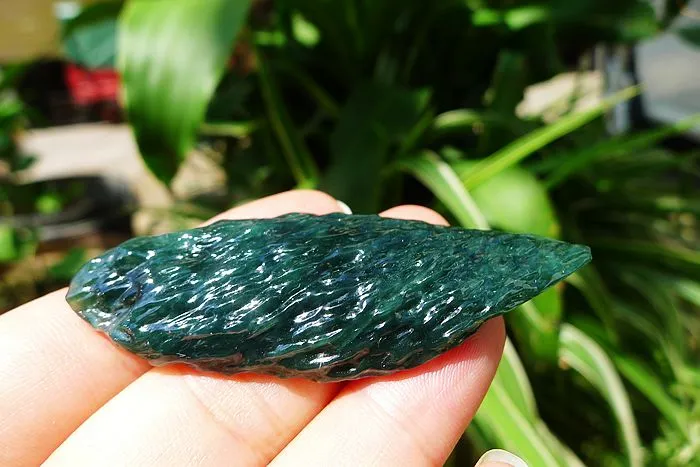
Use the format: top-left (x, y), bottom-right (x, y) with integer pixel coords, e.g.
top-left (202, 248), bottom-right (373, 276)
top-left (462, 86), bottom-right (639, 189)
top-left (453, 161), bottom-right (559, 238)
top-left (396, 151), bottom-right (487, 229)
top-left (118, 0), bottom-right (252, 184)
top-left (560, 324), bottom-right (643, 467)
top-left (473, 339), bottom-right (568, 467)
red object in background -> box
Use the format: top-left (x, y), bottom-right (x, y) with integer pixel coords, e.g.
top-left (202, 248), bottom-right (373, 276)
top-left (64, 64), bottom-right (120, 106)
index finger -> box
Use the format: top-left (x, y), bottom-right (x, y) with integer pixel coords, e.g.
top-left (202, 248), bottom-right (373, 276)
top-left (0, 190), bottom-right (343, 466)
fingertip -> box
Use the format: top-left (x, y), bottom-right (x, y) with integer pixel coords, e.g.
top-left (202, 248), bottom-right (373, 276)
top-left (206, 189), bottom-right (341, 223)
top-left (380, 205), bottom-right (449, 226)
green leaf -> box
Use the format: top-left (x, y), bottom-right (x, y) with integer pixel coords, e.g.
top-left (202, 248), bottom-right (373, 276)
top-left (257, 53), bottom-right (319, 188)
top-left (396, 151), bottom-right (488, 229)
top-left (566, 267), bottom-right (618, 335)
top-left (676, 279), bottom-right (700, 308)
top-left (453, 161), bottom-right (559, 238)
top-left (498, 339), bottom-right (537, 417)
top-left (0, 225), bottom-right (18, 263)
top-left (614, 354), bottom-right (688, 436)
top-left (473, 339), bottom-right (568, 467)
top-left (48, 248), bottom-right (88, 281)
top-left (62, 2), bottom-right (122, 69)
top-left (274, 60), bottom-right (341, 118)
top-left (462, 86), bottom-right (640, 189)
top-left (559, 324), bottom-right (643, 467)
top-left (541, 114), bottom-right (700, 188)
top-left (325, 85), bottom-right (431, 212)
top-left (118, 0), bottom-right (252, 185)
top-left (472, 6), bottom-right (551, 30)
top-left (291, 12), bottom-right (320, 47)
top-left (572, 316), bottom-right (689, 438)
top-left (587, 238), bottom-right (700, 278)
top-left (479, 51), bottom-right (528, 154)
top-left (200, 121), bottom-right (259, 138)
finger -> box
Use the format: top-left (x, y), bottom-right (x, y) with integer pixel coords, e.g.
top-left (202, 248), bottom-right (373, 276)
top-left (44, 191), bottom-right (346, 466)
top-left (271, 205), bottom-right (506, 466)
top-left (0, 190), bottom-right (342, 466)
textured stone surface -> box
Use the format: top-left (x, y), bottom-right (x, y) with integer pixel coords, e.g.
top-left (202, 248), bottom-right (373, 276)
top-left (66, 213), bottom-right (591, 381)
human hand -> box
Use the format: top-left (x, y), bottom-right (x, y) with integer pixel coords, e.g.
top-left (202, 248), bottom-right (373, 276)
top-left (0, 190), bottom-right (515, 466)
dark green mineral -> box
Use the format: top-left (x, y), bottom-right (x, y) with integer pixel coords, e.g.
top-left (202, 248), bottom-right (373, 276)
top-left (66, 213), bottom-right (591, 381)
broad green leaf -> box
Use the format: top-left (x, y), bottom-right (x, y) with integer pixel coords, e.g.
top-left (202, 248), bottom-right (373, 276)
top-left (396, 151), bottom-right (487, 229)
top-left (61, 2), bottom-right (121, 69)
top-left (257, 53), bottom-right (319, 188)
top-left (118, 0), bottom-right (252, 184)
top-left (453, 161), bottom-right (559, 238)
top-left (560, 324), bottom-right (643, 467)
top-left (462, 86), bottom-right (640, 189)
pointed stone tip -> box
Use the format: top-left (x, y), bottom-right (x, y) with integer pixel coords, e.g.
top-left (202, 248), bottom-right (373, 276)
top-left (549, 241), bottom-right (592, 285)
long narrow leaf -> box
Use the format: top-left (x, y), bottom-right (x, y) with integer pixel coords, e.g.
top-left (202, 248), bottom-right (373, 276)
top-left (257, 52), bottom-right (319, 187)
top-left (118, 0), bottom-right (252, 184)
top-left (614, 354), bottom-right (688, 436)
top-left (560, 324), bottom-right (643, 467)
top-left (473, 340), bottom-right (566, 467)
top-left (462, 86), bottom-right (640, 189)
top-left (396, 151), bottom-right (488, 229)
top-left (588, 238), bottom-right (700, 277)
top-left (542, 114), bottom-right (700, 188)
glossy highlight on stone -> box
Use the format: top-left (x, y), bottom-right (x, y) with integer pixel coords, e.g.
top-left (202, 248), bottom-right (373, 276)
top-left (66, 213), bottom-right (591, 381)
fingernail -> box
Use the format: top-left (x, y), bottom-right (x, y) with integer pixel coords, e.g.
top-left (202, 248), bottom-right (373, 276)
top-left (475, 449), bottom-right (528, 467)
top-left (336, 200), bottom-right (353, 214)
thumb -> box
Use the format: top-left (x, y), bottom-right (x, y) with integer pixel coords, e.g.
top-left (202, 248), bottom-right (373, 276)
top-left (475, 449), bottom-right (528, 467)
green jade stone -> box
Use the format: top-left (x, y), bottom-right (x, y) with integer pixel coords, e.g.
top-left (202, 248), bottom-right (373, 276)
top-left (66, 213), bottom-right (591, 381)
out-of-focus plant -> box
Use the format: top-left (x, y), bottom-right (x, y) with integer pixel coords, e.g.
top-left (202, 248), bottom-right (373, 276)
top-left (0, 65), bottom-right (38, 265)
top-left (61, 0), bottom-right (700, 464)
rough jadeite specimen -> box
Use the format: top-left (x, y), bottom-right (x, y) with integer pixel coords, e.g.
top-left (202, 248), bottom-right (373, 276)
top-left (66, 213), bottom-right (591, 381)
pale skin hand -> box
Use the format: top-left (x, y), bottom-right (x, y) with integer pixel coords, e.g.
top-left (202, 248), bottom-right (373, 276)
top-left (0, 190), bottom-right (506, 467)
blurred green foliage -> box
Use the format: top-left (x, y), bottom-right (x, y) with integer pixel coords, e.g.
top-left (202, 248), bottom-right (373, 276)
top-left (15, 0), bottom-right (698, 464)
